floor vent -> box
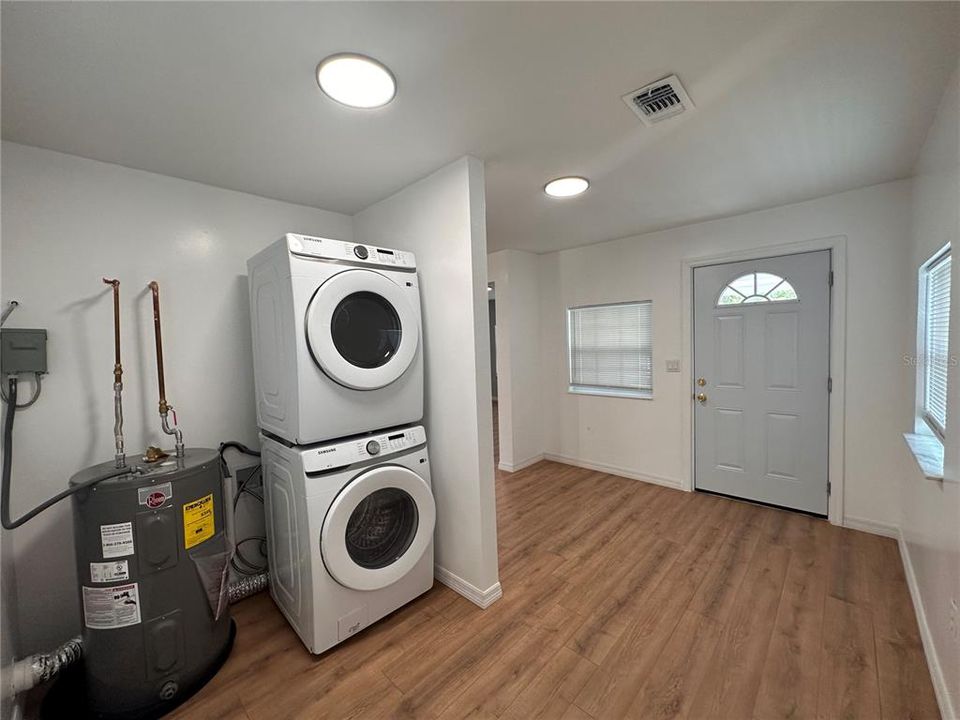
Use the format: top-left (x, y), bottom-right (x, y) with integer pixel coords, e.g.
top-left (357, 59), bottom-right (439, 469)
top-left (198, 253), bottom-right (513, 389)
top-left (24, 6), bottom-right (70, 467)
top-left (622, 74), bottom-right (694, 126)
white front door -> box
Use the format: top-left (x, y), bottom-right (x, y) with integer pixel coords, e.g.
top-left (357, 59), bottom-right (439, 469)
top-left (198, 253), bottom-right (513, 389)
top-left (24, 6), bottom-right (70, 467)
top-left (693, 251), bottom-right (830, 515)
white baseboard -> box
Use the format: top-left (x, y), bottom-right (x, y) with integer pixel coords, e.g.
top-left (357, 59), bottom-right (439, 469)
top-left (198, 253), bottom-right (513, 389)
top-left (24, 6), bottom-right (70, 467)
top-left (497, 454), bottom-right (544, 473)
top-left (898, 529), bottom-right (956, 720)
top-left (435, 566), bottom-right (502, 609)
top-left (842, 516), bottom-right (899, 539)
top-left (542, 453), bottom-right (682, 490)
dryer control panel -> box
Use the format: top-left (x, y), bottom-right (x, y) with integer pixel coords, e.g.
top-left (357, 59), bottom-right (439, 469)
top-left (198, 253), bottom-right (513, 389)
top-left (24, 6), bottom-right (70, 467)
top-left (302, 425), bottom-right (426, 473)
top-left (286, 233), bottom-right (416, 270)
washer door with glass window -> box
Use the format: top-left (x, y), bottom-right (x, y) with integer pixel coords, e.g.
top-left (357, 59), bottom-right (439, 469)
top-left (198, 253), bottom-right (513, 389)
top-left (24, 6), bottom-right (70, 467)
top-left (321, 465), bottom-right (435, 591)
top-left (306, 269), bottom-right (419, 390)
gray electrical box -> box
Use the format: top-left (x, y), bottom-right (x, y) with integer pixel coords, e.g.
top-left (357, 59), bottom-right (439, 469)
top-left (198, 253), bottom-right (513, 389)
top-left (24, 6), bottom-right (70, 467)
top-left (0, 328), bottom-right (47, 374)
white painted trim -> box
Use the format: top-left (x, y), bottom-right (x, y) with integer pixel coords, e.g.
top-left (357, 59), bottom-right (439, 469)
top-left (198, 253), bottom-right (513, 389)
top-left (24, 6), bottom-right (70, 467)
top-left (497, 454), bottom-right (545, 473)
top-left (435, 566), bottom-right (503, 609)
top-left (898, 529), bottom-right (957, 720)
top-left (842, 516), bottom-right (898, 539)
top-left (542, 453), bottom-right (682, 490)
top-left (681, 235), bottom-right (847, 526)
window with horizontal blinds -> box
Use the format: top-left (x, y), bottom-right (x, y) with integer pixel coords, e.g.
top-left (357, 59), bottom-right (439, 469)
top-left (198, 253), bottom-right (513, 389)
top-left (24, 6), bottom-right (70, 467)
top-left (922, 249), bottom-right (951, 437)
top-left (568, 301), bottom-right (653, 398)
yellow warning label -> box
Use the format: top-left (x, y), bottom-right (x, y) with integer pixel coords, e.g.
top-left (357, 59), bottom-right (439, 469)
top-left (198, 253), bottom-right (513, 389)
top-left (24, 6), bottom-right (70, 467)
top-left (183, 494), bottom-right (215, 549)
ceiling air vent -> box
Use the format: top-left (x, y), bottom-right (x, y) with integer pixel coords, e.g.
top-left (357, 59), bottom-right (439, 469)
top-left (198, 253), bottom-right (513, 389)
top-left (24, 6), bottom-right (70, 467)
top-left (622, 74), bottom-right (694, 127)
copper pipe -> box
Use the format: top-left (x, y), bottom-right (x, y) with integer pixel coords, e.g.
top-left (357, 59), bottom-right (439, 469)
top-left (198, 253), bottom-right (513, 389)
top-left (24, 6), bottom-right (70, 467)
top-left (103, 279), bottom-right (122, 384)
top-left (148, 281), bottom-right (168, 414)
top-left (103, 278), bottom-right (125, 468)
top-left (147, 281), bottom-right (183, 457)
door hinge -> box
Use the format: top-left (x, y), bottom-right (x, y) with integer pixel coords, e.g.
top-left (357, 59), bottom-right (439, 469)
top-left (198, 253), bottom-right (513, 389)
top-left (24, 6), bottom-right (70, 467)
top-left (828, 270), bottom-right (834, 287)
top-left (828, 377), bottom-right (833, 393)
top-left (827, 481), bottom-right (832, 496)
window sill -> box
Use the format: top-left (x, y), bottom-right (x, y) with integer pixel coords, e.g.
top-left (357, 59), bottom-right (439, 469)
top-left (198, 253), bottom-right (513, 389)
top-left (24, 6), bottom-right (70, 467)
top-left (568, 386), bottom-right (653, 400)
top-left (902, 432), bottom-right (944, 481)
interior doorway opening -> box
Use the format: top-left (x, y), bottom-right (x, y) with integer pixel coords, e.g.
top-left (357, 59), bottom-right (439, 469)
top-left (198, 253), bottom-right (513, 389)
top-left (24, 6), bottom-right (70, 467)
top-left (488, 282), bottom-right (500, 464)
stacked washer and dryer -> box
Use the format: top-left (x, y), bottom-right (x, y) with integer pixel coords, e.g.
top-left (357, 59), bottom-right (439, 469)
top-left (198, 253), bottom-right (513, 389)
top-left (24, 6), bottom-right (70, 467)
top-left (247, 233), bottom-right (435, 654)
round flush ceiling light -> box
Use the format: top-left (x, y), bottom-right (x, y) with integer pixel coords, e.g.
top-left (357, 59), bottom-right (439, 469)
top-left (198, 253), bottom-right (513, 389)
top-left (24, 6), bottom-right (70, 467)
top-left (544, 176), bottom-right (590, 198)
top-left (316, 53), bottom-right (396, 109)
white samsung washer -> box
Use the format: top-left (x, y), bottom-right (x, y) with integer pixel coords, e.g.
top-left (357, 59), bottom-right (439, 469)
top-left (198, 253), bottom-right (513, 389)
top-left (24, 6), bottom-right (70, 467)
top-left (248, 233), bottom-right (423, 445)
top-left (260, 425), bottom-right (435, 655)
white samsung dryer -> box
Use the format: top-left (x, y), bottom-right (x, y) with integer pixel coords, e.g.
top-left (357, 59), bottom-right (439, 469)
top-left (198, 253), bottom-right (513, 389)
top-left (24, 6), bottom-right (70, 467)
top-left (248, 233), bottom-right (423, 445)
top-left (260, 425), bottom-right (435, 655)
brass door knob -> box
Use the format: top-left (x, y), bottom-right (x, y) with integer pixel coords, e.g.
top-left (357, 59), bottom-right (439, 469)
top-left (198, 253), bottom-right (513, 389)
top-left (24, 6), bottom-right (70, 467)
top-left (695, 392), bottom-right (707, 404)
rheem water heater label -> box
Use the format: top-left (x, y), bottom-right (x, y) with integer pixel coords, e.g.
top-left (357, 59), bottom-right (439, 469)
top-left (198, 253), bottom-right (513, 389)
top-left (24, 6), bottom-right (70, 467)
top-left (89, 559), bottom-right (129, 583)
top-left (137, 481), bottom-right (173, 508)
top-left (100, 522), bottom-right (135, 558)
top-left (82, 583), bottom-right (141, 629)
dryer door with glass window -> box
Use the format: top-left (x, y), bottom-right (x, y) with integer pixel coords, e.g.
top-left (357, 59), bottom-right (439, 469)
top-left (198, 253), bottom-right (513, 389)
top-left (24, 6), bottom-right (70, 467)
top-left (320, 465), bottom-right (435, 591)
top-left (305, 269), bottom-right (419, 390)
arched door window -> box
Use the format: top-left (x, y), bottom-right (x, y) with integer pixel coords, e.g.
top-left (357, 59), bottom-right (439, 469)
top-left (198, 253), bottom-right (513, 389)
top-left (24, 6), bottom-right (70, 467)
top-left (717, 272), bottom-right (798, 306)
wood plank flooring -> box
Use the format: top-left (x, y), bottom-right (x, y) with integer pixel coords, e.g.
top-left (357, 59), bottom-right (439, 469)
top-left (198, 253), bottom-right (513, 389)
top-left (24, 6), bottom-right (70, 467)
top-left (169, 460), bottom-right (940, 719)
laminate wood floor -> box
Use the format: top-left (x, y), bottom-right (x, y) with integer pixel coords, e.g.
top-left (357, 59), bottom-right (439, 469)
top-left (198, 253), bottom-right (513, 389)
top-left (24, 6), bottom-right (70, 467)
top-left (169, 460), bottom-right (940, 720)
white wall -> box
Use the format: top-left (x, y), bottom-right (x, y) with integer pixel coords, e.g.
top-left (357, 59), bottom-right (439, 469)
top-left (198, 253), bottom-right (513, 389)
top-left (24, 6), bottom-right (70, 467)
top-left (354, 157), bottom-right (501, 602)
top-left (0, 141), bottom-right (354, 653)
top-left (535, 180), bottom-right (915, 528)
top-left (903, 64), bottom-right (960, 720)
top-left (487, 250), bottom-right (542, 471)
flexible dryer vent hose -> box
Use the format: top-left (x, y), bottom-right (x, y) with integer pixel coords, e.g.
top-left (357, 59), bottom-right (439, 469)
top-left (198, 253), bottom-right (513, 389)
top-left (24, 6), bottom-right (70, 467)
top-left (7, 636), bottom-right (83, 697)
top-left (227, 572), bottom-right (269, 604)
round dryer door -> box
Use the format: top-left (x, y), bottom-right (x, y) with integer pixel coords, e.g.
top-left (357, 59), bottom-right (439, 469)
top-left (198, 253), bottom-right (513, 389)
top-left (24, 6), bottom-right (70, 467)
top-left (305, 269), bottom-right (419, 390)
top-left (321, 465), bottom-right (435, 591)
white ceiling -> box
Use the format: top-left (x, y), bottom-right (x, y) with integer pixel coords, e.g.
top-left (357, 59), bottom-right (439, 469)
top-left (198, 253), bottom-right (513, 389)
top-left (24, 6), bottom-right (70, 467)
top-left (3, 2), bottom-right (958, 254)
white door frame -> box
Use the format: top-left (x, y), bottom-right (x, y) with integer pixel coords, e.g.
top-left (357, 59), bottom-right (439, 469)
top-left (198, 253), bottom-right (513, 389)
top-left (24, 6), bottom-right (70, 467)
top-left (680, 235), bottom-right (847, 526)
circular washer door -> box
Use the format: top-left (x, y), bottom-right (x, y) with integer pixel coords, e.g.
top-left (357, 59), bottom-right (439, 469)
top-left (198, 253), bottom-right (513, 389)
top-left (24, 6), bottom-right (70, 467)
top-left (321, 465), bottom-right (435, 591)
top-left (306, 269), bottom-right (419, 390)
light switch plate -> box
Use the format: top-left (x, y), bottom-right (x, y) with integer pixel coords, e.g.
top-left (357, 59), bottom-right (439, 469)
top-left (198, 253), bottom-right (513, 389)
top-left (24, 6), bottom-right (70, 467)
top-left (665, 359), bottom-right (681, 373)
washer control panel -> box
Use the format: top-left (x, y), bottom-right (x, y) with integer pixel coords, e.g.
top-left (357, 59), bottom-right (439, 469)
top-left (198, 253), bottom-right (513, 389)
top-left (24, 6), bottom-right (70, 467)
top-left (285, 233), bottom-right (415, 270)
top-left (303, 426), bottom-right (426, 473)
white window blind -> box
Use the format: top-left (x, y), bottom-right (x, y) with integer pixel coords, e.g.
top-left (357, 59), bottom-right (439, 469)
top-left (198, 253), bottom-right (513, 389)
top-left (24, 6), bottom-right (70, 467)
top-left (922, 249), bottom-right (951, 437)
top-left (568, 301), bottom-right (653, 398)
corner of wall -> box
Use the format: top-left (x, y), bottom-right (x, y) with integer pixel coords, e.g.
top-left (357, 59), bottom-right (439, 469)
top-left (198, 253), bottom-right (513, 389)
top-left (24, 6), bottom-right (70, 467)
top-left (354, 156), bottom-right (500, 599)
top-left (900, 56), bottom-right (960, 720)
